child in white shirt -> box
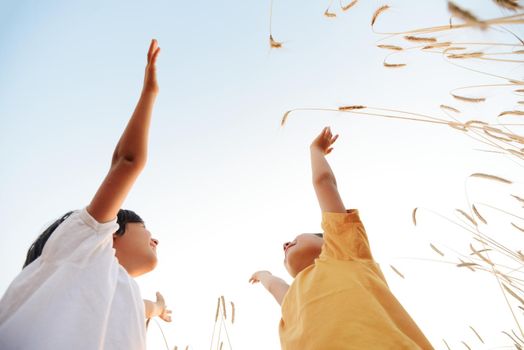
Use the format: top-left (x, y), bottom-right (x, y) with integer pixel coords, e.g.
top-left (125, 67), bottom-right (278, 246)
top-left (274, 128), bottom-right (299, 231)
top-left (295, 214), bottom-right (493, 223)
top-left (0, 39), bottom-right (170, 350)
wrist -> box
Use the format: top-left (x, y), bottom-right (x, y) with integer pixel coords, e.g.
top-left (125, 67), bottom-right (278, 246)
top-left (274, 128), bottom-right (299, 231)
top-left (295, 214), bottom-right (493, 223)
top-left (310, 145), bottom-right (324, 154)
top-left (259, 271), bottom-right (272, 281)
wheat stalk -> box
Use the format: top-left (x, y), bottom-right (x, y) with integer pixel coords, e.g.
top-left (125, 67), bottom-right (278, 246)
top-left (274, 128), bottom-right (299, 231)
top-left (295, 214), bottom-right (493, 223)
top-left (371, 5), bottom-right (390, 27)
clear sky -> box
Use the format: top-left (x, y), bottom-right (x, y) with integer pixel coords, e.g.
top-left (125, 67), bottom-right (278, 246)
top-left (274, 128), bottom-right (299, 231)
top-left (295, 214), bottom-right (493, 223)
top-left (1, 0), bottom-right (523, 349)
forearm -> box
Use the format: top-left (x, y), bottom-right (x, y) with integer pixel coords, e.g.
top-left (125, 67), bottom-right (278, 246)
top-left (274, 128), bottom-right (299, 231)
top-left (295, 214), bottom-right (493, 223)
top-left (259, 274), bottom-right (289, 305)
top-left (112, 91), bottom-right (157, 167)
top-left (310, 147), bottom-right (337, 185)
top-left (310, 147), bottom-right (345, 213)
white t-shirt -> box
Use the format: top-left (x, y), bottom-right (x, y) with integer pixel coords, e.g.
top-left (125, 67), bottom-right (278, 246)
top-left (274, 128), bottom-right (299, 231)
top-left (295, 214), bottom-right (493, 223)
top-left (0, 208), bottom-right (147, 350)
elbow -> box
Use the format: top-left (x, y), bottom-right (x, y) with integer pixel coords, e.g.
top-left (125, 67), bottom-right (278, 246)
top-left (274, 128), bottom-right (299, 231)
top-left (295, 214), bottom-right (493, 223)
top-left (114, 154), bottom-right (147, 172)
top-left (313, 172), bottom-right (337, 187)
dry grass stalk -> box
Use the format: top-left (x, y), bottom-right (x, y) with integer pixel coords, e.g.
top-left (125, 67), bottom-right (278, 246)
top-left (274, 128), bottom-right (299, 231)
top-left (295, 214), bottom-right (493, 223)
top-left (377, 44), bottom-right (403, 51)
top-left (470, 244), bottom-right (494, 266)
top-left (215, 297), bottom-right (220, 322)
top-left (456, 209), bottom-right (477, 226)
top-left (503, 283), bottom-right (524, 305)
top-left (383, 62), bottom-right (407, 68)
top-left (447, 52), bottom-right (484, 59)
top-left (422, 42), bottom-right (452, 50)
top-left (281, 110), bottom-right (292, 126)
top-left (509, 133), bottom-right (524, 144)
top-left (430, 243), bottom-right (445, 256)
top-left (445, 47), bottom-right (467, 51)
top-left (507, 148), bottom-right (524, 158)
top-left (448, 121), bottom-right (467, 131)
top-left (451, 93), bottom-right (486, 103)
top-left (324, 9), bottom-right (337, 18)
top-left (511, 194), bottom-right (524, 204)
top-left (499, 110), bottom-right (524, 117)
top-left (371, 5), bottom-right (390, 26)
top-left (220, 295), bottom-right (226, 319)
top-left (440, 104), bottom-right (460, 113)
top-left (493, 0), bottom-right (522, 11)
top-left (269, 35), bottom-right (282, 49)
top-left (185, 347), bottom-right (189, 350)
top-left (464, 120), bottom-right (487, 128)
top-left (482, 124), bottom-right (505, 133)
top-left (412, 207), bottom-right (418, 226)
top-left (517, 250), bottom-right (524, 261)
top-left (404, 35), bottom-right (437, 42)
top-left (483, 128), bottom-right (514, 142)
top-left (509, 134), bottom-right (524, 144)
top-left (447, 2), bottom-right (486, 29)
top-left (389, 265), bottom-right (405, 279)
top-left (338, 105), bottom-right (366, 111)
top-left (470, 173), bottom-right (512, 184)
top-left (516, 89), bottom-right (524, 93)
top-left (219, 341), bottom-right (223, 350)
top-left (518, 101), bottom-right (524, 104)
top-left (457, 260), bottom-right (478, 271)
top-left (442, 339), bottom-right (451, 350)
top-left (511, 222), bottom-right (524, 232)
top-left (472, 205), bottom-right (487, 224)
top-left (512, 329), bottom-right (524, 344)
top-left (230, 302), bottom-right (235, 324)
top-left (473, 237), bottom-right (488, 245)
top-left (502, 331), bottom-right (522, 347)
top-left (469, 247), bottom-right (491, 255)
top-left (461, 341), bottom-right (472, 350)
top-left (341, 0), bottom-right (358, 11)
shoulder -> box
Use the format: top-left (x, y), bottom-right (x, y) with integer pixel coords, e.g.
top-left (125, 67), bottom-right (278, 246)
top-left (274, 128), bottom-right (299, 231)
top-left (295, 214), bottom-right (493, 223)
top-left (321, 209), bottom-right (362, 233)
top-left (79, 207), bottom-right (119, 234)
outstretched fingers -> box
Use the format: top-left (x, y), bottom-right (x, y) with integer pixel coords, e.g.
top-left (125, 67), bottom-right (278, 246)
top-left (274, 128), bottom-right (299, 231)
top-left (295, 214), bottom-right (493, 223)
top-left (330, 133), bottom-right (339, 146)
top-left (147, 39), bottom-right (158, 64)
top-left (162, 309), bottom-right (172, 322)
top-left (249, 275), bottom-right (260, 284)
top-left (156, 291), bottom-right (165, 306)
top-left (321, 127), bottom-right (339, 153)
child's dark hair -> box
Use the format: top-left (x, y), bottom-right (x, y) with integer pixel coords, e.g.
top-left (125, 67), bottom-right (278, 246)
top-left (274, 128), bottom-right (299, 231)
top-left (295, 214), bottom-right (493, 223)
top-left (23, 209), bottom-right (143, 268)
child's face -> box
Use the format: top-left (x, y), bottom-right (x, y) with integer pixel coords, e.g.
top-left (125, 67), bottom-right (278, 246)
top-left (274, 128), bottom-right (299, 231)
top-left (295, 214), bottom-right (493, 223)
top-left (283, 234), bottom-right (323, 277)
top-left (113, 223), bottom-right (159, 277)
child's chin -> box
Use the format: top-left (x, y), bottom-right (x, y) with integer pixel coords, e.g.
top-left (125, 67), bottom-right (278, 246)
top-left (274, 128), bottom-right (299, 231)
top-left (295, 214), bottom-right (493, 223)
top-left (142, 256), bottom-right (158, 273)
top-left (148, 256), bottom-right (159, 270)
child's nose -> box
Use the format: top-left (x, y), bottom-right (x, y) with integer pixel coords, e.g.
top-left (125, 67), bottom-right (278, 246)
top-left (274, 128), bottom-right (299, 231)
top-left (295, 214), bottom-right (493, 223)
top-left (283, 242), bottom-right (290, 251)
top-left (151, 238), bottom-right (159, 246)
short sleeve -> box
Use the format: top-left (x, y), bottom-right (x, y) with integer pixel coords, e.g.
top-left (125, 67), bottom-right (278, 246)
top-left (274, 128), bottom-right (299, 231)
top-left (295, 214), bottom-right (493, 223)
top-left (320, 209), bottom-right (373, 261)
top-left (40, 207), bottom-right (119, 266)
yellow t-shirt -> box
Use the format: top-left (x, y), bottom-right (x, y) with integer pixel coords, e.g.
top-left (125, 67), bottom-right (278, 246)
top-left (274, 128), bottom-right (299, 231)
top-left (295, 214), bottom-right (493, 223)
top-left (279, 210), bottom-right (433, 350)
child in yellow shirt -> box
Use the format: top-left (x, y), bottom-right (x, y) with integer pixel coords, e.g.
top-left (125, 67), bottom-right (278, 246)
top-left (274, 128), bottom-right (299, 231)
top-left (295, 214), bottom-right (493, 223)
top-left (250, 127), bottom-right (433, 350)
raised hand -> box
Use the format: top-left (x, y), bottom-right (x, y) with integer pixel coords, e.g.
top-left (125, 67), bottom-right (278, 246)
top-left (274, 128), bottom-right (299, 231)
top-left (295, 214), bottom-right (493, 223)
top-left (310, 126), bottom-right (339, 155)
top-left (143, 39), bottom-right (161, 95)
top-left (249, 270), bottom-right (272, 284)
top-left (154, 292), bottom-right (172, 322)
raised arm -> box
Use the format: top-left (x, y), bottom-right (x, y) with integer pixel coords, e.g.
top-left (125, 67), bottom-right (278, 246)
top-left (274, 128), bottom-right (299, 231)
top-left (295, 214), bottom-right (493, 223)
top-left (310, 127), bottom-right (346, 213)
top-left (87, 39), bottom-right (161, 223)
top-left (250, 271), bottom-right (290, 305)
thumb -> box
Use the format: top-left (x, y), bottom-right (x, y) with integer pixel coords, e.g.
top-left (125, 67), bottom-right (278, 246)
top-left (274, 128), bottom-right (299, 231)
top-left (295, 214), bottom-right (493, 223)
top-left (156, 292), bottom-right (165, 303)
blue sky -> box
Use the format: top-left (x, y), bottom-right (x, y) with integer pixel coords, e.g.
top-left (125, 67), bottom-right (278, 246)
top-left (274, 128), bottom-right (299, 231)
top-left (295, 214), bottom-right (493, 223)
top-left (1, 1), bottom-right (523, 349)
